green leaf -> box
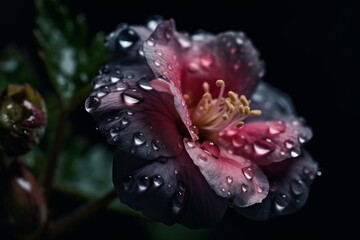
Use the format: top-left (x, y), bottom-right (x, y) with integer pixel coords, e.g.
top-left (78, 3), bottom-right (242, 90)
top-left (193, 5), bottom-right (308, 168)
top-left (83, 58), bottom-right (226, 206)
top-left (34, 0), bottom-right (108, 104)
top-left (0, 46), bottom-right (40, 92)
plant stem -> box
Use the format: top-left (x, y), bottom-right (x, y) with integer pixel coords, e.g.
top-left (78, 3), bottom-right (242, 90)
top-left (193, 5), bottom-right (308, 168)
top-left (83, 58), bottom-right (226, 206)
top-left (43, 108), bottom-right (69, 200)
top-left (50, 189), bottom-right (117, 238)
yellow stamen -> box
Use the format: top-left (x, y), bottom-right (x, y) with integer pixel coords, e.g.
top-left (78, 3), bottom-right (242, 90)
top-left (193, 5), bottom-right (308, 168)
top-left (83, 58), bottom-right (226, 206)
top-left (189, 80), bottom-right (261, 134)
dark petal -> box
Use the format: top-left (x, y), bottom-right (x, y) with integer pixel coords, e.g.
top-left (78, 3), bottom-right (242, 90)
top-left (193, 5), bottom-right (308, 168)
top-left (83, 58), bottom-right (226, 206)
top-left (87, 62), bottom-right (190, 161)
top-left (216, 119), bottom-right (312, 166)
top-left (143, 20), bottom-right (265, 107)
top-left (235, 151), bottom-right (318, 220)
top-left (250, 81), bottom-right (296, 121)
top-left (113, 149), bottom-right (228, 229)
top-left (183, 139), bottom-right (269, 207)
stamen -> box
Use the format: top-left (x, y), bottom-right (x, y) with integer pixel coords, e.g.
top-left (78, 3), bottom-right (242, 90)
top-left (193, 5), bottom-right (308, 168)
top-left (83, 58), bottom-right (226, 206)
top-left (189, 80), bottom-right (261, 134)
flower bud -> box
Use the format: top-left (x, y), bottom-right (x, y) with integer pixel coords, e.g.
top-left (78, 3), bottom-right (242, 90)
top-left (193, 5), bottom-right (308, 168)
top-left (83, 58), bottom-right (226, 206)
top-left (0, 83), bottom-right (46, 156)
top-left (0, 159), bottom-right (47, 237)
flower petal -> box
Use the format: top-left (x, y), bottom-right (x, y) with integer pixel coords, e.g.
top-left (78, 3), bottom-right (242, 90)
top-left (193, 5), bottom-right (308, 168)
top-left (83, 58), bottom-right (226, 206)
top-left (235, 151), bottom-right (318, 220)
top-left (183, 139), bottom-right (269, 207)
top-left (86, 62), bottom-right (188, 161)
top-left (143, 20), bottom-right (265, 107)
top-left (113, 149), bottom-right (228, 228)
top-left (250, 81), bottom-right (296, 120)
top-left (217, 119), bottom-right (312, 165)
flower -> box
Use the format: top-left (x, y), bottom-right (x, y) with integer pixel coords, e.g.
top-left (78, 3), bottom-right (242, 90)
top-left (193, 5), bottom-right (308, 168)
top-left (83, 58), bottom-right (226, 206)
top-left (85, 17), bottom-right (319, 228)
top-left (0, 84), bottom-right (46, 157)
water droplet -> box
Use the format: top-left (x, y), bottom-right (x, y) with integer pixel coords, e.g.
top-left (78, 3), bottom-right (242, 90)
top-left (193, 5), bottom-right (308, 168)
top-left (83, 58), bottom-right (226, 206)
top-left (200, 141), bottom-right (220, 158)
top-left (146, 15), bottom-right (164, 31)
top-left (167, 64), bottom-right (173, 71)
top-left (236, 37), bottom-right (244, 45)
top-left (258, 70), bottom-right (265, 78)
top-left (242, 167), bottom-right (254, 180)
top-left (127, 110), bottom-right (134, 116)
top-left (285, 140), bottom-right (294, 149)
top-left (155, 49), bottom-right (163, 56)
top-left (178, 37), bottom-right (191, 48)
top-left (153, 60), bottom-right (161, 67)
top-left (185, 140), bottom-right (196, 148)
top-left (137, 176), bottom-right (150, 191)
top-left (152, 140), bottom-right (160, 151)
top-left (133, 132), bottom-right (145, 146)
top-left (123, 175), bottom-right (132, 190)
top-left (221, 188), bottom-right (226, 192)
top-left (200, 55), bottom-right (212, 67)
top-left (291, 180), bottom-right (304, 195)
top-left (121, 117), bottom-right (129, 127)
top-left (241, 184), bottom-right (249, 192)
top-left (197, 153), bottom-right (208, 162)
top-left (85, 96), bottom-right (101, 113)
top-left (190, 125), bottom-right (199, 135)
top-left (227, 191), bottom-right (231, 196)
top-left (268, 121), bottom-right (285, 135)
top-left (138, 48), bottom-right (145, 56)
top-left (122, 89), bottom-right (143, 105)
top-left (290, 149), bottom-right (300, 158)
top-left (275, 194), bottom-right (289, 211)
top-left (232, 135), bottom-right (246, 147)
top-left (115, 81), bottom-right (127, 91)
top-left (317, 170), bottom-right (322, 176)
top-left (138, 77), bottom-right (153, 90)
top-left (110, 76), bottom-right (120, 83)
top-left (254, 142), bottom-right (272, 155)
top-left (153, 175), bottom-right (164, 187)
top-left (280, 150), bottom-right (286, 156)
top-left (226, 176), bottom-right (233, 184)
top-left (118, 28), bottom-right (139, 48)
top-left (146, 39), bottom-right (155, 47)
top-left (298, 135), bottom-right (306, 144)
top-left (257, 185), bottom-right (264, 193)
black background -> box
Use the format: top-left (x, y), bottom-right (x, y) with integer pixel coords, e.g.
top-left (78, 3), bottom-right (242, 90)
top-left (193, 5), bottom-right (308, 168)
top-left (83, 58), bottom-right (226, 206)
top-left (0, 0), bottom-right (356, 238)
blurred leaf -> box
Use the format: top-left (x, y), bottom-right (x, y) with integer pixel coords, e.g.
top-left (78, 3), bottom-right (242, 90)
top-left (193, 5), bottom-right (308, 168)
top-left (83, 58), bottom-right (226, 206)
top-left (0, 47), bottom-right (40, 91)
top-left (34, 0), bottom-right (107, 104)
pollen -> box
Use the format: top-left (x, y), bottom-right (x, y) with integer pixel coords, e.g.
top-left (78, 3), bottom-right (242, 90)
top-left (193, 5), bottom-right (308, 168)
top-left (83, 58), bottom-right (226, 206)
top-left (189, 80), bottom-right (261, 133)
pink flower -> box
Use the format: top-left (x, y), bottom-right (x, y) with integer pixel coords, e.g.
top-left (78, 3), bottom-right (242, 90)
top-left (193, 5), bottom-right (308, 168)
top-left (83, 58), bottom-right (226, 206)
top-left (85, 17), bottom-right (318, 228)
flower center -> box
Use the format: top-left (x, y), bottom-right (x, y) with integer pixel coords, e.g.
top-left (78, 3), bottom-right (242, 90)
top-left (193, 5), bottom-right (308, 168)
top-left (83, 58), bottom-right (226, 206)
top-left (186, 80), bottom-right (261, 138)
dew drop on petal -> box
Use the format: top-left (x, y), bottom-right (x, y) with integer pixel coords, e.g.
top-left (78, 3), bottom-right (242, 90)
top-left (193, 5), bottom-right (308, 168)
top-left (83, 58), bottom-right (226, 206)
top-left (85, 96), bottom-right (101, 113)
top-left (137, 176), bottom-right (150, 191)
top-left (285, 139), bottom-right (295, 149)
top-left (254, 142), bottom-right (271, 156)
top-left (290, 149), bottom-right (300, 158)
top-left (197, 153), bottom-right (208, 162)
top-left (133, 132), bottom-right (146, 146)
top-left (123, 175), bottom-right (132, 190)
top-left (298, 135), bottom-right (306, 144)
top-left (152, 175), bottom-right (164, 187)
top-left (242, 167), bottom-right (254, 180)
top-left (232, 135), bottom-right (246, 147)
top-left (226, 176), bottom-right (233, 184)
top-left (275, 194), bottom-right (289, 211)
top-left (115, 81), bottom-right (127, 91)
top-left (146, 39), bottom-right (155, 47)
top-left (291, 180), bottom-right (304, 195)
top-left (200, 141), bottom-right (220, 158)
top-left (152, 140), bottom-right (160, 151)
top-left (186, 140), bottom-right (196, 148)
top-left (118, 28), bottom-right (138, 48)
top-left (138, 77), bottom-right (153, 90)
top-left (241, 184), bottom-right (249, 192)
top-left (122, 89), bottom-right (143, 105)
top-left (257, 185), bottom-right (264, 193)
top-left (146, 15), bottom-right (163, 31)
top-left (153, 60), bottom-right (161, 67)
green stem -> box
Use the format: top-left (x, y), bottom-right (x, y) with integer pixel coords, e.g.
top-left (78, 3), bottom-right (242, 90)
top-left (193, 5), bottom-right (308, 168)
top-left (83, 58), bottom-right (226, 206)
top-left (50, 189), bottom-right (117, 238)
top-left (43, 108), bottom-right (69, 200)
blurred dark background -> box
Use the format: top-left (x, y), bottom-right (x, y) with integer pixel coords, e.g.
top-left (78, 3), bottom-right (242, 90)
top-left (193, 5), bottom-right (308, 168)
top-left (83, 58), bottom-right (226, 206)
top-left (0, 0), bottom-right (356, 238)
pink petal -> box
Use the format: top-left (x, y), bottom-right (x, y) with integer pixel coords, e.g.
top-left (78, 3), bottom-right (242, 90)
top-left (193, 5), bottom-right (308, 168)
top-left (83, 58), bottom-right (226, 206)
top-left (235, 151), bottom-right (319, 220)
top-left (143, 20), bottom-right (265, 107)
top-left (217, 119), bottom-right (312, 165)
top-left (183, 139), bottom-right (269, 207)
top-left (113, 149), bottom-right (228, 228)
